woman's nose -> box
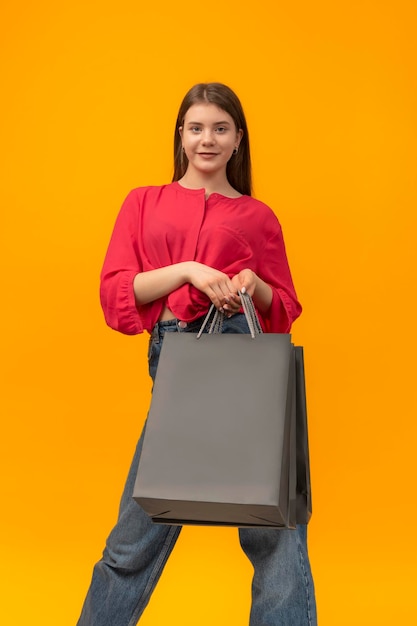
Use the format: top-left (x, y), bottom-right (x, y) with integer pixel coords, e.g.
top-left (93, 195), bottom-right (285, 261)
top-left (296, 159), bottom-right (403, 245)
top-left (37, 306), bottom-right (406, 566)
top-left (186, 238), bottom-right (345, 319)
top-left (201, 130), bottom-right (215, 144)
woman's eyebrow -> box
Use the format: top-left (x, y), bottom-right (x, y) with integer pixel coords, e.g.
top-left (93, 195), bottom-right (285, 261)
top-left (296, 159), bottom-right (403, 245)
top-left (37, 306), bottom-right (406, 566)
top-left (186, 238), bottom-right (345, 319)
top-left (186, 120), bottom-right (231, 126)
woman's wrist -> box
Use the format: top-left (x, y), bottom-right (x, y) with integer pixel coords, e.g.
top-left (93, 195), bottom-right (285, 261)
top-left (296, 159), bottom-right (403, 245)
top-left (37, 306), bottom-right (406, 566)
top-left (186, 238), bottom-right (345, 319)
top-left (251, 274), bottom-right (273, 314)
top-left (180, 260), bottom-right (195, 283)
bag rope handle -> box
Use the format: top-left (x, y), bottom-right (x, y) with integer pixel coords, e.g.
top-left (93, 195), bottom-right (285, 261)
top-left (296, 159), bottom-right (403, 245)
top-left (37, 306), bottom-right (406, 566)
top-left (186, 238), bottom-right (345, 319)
top-left (196, 291), bottom-right (263, 339)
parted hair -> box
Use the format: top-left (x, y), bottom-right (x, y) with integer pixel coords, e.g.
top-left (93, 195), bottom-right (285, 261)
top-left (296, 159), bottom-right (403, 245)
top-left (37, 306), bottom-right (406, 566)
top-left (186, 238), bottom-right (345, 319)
top-left (172, 83), bottom-right (252, 196)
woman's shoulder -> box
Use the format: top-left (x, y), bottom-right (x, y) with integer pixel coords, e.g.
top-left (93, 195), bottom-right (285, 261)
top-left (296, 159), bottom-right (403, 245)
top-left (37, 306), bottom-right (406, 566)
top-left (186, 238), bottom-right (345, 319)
top-left (240, 194), bottom-right (282, 227)
top-left (119, 182), bottom-right (178, 211)
top-left (126, 182), bottom-right (177, 200)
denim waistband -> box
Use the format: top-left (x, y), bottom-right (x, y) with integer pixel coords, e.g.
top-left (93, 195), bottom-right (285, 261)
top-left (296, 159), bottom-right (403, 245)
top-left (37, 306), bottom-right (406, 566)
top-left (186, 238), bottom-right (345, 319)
top-left (151, 314), bottom-right (208, 343)
top-left (151, 312), bottom-right (248, 343)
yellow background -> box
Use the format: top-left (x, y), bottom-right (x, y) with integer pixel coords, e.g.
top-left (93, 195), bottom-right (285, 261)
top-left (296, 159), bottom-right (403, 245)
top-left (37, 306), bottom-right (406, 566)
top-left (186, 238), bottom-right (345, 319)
top-left (1, 1), bottom-right (416, 624)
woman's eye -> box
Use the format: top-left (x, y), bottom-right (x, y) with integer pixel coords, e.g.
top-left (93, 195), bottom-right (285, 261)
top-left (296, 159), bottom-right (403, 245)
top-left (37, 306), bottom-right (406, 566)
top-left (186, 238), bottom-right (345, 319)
top-left (216, 127), bottom-right (226, 133)
top-left (191, 126), bottom-right (201, 132)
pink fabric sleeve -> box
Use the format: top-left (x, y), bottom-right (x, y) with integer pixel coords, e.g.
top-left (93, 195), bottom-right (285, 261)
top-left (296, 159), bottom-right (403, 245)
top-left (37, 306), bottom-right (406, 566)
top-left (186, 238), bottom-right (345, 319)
top-left (99, 191), bottom-right (157, 335)
top-left (259, 226), bottom-right (302, 333)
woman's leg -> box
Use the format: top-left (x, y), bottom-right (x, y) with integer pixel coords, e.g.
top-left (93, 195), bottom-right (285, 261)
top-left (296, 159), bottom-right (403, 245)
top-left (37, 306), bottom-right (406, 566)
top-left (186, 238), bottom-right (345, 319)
top-left (219, 314), bottom-right (317, 625)
top-left (77, 320), bottom-right (182, 626)
top-left (239, 523), bottom-right (317, 625)
top-left (77, 427), bottom-right (181, 626)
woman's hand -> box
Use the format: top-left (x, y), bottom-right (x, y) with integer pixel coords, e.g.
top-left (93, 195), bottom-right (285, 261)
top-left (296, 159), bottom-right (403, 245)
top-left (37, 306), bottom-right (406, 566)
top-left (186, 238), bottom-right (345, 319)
top-left (231, 269), bottom-right (257, 297)
top-left (185, 261), bottom-right (241, 313)
top-left (231, 269), bottom-right (273, 314)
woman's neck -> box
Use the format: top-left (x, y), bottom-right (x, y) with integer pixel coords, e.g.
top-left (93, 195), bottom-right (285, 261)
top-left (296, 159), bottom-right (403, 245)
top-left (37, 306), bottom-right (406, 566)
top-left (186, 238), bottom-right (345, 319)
top-left (178, 171), bottom-right (241, 198)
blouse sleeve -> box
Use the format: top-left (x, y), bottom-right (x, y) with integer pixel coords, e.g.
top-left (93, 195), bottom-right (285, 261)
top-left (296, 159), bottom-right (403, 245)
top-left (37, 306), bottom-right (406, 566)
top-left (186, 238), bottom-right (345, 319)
top-left (99, 191), bottom-right (155, 335)
top-left (259, 224), bottom-right (302, 333)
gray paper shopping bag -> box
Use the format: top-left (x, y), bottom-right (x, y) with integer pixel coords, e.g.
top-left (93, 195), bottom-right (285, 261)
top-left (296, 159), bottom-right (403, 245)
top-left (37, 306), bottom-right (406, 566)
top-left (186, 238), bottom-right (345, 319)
top-left (133, 331), bottom-right (296, 528)
top-left (295, 346), bottom-right (312, 524)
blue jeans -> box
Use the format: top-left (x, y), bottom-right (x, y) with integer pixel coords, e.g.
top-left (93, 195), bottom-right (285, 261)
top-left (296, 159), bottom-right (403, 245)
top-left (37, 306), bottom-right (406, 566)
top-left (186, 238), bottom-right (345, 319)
top-left (77, 314), bottom-right (317, 626)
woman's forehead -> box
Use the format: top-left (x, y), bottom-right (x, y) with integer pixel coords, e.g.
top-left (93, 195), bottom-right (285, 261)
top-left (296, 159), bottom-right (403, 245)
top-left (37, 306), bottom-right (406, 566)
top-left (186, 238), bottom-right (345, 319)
top-left (183, 102), bottom-right (233, 123)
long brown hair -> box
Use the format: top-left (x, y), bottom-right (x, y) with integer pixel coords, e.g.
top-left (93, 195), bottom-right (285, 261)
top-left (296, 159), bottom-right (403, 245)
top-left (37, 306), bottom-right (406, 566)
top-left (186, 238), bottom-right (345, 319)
top-left (172, 83), bottom-right (252, 196)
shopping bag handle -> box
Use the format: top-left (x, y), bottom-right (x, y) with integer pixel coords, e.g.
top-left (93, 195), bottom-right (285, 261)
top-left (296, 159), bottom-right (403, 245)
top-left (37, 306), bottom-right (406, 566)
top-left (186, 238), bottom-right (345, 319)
top-left (196, 291), bottom-right (263, 339)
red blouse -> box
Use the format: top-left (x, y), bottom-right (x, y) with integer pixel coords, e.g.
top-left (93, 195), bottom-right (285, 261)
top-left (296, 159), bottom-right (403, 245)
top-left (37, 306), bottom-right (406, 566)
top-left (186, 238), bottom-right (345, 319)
top-left (100, 182), bottom-right (302, 335)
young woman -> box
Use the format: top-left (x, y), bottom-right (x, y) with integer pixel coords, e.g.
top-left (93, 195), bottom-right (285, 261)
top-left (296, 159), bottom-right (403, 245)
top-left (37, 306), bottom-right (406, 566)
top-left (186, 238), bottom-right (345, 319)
top-left (77, 83), bottom-right (317, 625)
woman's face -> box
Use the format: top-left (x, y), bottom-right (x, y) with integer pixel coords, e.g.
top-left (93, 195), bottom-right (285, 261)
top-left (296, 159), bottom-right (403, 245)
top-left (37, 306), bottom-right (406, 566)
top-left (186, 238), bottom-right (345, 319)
top-left (179, 103), bottom-right (242, 178)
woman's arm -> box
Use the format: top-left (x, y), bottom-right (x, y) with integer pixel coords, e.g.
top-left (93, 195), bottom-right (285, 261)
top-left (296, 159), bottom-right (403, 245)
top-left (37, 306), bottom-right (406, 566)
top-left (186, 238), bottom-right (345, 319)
top-left (230, 217), bottom-right (302, 332)
top-left (133, 261), bottom-right (241, 313)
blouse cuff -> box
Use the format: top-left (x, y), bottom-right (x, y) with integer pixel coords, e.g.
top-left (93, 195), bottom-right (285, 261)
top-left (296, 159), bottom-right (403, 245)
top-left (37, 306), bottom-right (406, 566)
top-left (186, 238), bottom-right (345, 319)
top-left (101, 271), bottom-right (144, 335)
top-left (263, 288), bottom-right (301, 333)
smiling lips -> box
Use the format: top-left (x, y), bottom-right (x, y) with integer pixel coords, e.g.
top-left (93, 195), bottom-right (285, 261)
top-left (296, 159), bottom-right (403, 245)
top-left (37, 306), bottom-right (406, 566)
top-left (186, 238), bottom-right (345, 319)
top-left (198, 152), bottom-right (218, 158)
